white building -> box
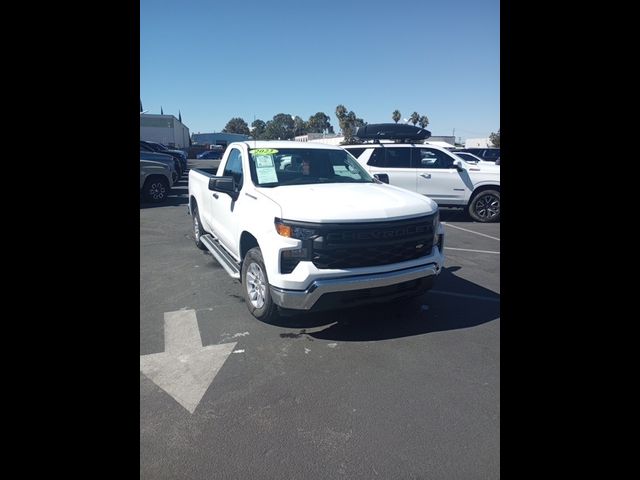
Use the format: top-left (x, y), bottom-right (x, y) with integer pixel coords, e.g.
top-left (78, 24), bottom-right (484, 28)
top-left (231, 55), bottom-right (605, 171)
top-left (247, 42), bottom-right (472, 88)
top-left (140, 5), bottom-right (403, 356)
top-left (140, 114), bottom-right (190, 148)
top-left (294, 133), bottom-right (344, 145)
top-left (465, 137), bottom-right (491, 148)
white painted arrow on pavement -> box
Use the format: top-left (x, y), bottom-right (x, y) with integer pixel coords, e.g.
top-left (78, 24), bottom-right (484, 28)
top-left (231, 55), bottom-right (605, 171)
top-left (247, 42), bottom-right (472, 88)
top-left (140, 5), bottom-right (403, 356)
top-left (140, 309), bottom-right (237, 414)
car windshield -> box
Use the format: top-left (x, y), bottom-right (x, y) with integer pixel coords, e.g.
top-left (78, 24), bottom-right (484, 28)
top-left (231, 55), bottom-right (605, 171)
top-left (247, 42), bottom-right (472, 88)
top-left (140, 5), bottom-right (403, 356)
top-left (248, 148), bottom-right (374, 187)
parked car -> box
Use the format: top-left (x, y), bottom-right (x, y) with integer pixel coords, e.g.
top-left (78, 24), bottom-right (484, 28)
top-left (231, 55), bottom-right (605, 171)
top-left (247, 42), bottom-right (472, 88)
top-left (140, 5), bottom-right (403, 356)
top-left (452, 151), bottom-right (497, 166)
top-left (140, 140), bottom-right (187, 173)
top-left (345, 124), bottom-right (500, 222)
top-left (140, 150), bottom-right (178, 184)
top-left (196, 150), bottom-right (224, 160)
top-left (140, 157), bottom-right (173, 203)
top-left (456, 148), bottom-right (500, 163)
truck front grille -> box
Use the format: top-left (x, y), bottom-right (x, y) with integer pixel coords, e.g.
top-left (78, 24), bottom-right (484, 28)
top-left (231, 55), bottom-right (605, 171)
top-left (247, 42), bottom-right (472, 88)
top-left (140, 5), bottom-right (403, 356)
top-left (310, 214), bottom-right (435, 269)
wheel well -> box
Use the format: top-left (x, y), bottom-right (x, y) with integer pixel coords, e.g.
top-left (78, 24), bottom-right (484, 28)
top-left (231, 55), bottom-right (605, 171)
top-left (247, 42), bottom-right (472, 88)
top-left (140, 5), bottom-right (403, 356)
top-left (190, 195), bottom-right (198, 211)
top-left (470, 185), bottom-right (500, 202)
top-left (240, 232), bottom-right (259, 264)
top-left (144, 174), bottom-right (169, 187)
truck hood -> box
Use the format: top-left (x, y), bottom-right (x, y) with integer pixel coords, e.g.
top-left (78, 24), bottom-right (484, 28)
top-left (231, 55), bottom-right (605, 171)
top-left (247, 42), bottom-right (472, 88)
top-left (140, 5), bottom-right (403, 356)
top-left (256, 183), bottom-right (436, 223)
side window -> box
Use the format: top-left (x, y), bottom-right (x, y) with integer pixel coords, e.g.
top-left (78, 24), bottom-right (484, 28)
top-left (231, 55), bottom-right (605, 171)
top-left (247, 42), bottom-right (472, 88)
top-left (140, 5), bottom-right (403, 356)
top-left (414, 148), bottom-right (454, 169)
top-left (384, 148), bottom-right (412, 168)
top-left (345, 148), bottom-right (366, 159)
top-left (223, 149), bottom-right (244, 189)
top-left (483, 149), bottom-right (500, 161)
top-left (367, 148), bottom-right (385, 167)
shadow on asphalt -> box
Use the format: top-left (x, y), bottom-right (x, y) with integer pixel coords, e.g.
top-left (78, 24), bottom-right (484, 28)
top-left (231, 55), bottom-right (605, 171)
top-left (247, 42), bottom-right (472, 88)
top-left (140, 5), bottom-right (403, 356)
top-left (438, 207), bottom-right (501, 224)
top-left (439, 208), bottom-right (472, 222)
top-left (268, 266), bottom-right (499, 341)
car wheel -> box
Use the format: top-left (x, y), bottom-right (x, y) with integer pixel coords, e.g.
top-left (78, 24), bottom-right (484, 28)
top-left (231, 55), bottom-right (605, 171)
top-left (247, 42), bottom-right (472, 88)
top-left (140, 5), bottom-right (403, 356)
top-left (469, 189), bottom-right (500, 222)
top-left (143, 177), bottom-right (170, 203)
top-left (192, 204), bottom-right (208, 250)
top-left (242, 247), bottom-right (278, 322)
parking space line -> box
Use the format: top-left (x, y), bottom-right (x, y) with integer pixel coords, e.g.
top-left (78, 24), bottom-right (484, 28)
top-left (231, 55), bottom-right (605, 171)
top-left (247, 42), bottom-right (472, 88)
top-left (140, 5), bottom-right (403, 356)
top-left (442, 223), bottom-right (500, 241)
top-left (445, 247), bottom-right (500, 254)
top-left (429, 290), bottom-right (500, 302)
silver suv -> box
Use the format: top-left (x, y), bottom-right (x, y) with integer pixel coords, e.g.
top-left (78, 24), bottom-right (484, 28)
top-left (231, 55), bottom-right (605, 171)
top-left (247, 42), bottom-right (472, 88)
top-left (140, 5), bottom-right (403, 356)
top-left (140, 156), bottom-right (174, 203)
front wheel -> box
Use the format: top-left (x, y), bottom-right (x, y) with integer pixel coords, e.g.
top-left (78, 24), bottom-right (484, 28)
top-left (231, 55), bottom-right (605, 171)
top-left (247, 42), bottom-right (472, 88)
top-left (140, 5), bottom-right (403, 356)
top-left (241, 247), bottom-right (278, 323)
top-left (192, 204), bottom-right (208, 250)
top-left (468, 189), bottom-right (500, 222)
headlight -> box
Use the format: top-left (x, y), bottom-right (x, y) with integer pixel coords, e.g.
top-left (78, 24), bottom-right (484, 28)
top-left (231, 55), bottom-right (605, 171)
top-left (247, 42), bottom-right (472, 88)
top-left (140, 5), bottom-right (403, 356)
top-left (275, 219), bottom-right (317, 273)
top-left (432, 210), bottom-right (441, 247)
top-left (275, 219), bottom-right (318, 240)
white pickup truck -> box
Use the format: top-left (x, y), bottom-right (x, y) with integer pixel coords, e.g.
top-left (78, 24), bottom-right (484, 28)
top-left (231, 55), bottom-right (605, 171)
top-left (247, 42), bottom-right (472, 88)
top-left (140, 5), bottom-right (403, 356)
top-left (188, 141), bottom-right (445, 322)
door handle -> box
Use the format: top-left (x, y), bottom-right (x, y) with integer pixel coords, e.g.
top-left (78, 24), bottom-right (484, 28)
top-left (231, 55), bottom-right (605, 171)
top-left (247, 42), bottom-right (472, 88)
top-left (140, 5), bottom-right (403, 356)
top-left (420, 173), bottom-right (431, 179)
top-left (212, 193), bottom-right (219, 199)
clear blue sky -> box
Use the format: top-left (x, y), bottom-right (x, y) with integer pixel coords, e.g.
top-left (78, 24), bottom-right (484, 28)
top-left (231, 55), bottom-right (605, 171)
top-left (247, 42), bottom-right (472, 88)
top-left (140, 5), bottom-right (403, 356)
top-left (140, 0), bottom-right (499, 142)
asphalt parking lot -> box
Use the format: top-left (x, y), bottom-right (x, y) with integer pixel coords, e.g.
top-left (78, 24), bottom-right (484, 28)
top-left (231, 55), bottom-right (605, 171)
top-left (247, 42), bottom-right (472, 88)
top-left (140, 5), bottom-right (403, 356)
top-left (140, 164), bottom-right (500, 479)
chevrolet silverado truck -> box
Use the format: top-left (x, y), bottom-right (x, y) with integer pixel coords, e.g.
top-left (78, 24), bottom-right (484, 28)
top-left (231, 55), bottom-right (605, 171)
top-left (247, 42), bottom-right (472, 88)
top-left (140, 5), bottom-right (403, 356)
top-left (188, 141), bottom-right (445, 322)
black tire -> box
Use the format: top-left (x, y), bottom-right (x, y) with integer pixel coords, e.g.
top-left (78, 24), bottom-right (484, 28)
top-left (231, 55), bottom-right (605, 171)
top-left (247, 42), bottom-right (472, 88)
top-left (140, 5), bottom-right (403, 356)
top-left (241, 247), bottom-right (278, 323)
top-left (468, 189), bottom-right (500, 223)
top-left (143, 176), bottom-right (170, 203)
top-left (192, 204), bottom-right (208, 250)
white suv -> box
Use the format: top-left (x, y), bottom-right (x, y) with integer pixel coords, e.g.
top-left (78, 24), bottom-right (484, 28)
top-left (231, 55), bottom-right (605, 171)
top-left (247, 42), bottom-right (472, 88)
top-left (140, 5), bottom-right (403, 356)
top-left (344, 141), bottom-right (500, 222)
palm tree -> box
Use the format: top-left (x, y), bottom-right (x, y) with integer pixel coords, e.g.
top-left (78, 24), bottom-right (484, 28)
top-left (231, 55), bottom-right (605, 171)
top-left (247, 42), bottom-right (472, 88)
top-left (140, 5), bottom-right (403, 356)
top-left (419, 115), bottom-right (430, 128)
top-left (409, 112), bottom-right (420, 126)
top-left (392, 110), bottom-right (401, 123)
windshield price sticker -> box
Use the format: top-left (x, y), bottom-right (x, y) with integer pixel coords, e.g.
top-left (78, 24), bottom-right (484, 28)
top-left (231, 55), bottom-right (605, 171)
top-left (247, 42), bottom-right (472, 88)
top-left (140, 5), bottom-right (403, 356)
top-left (250, 148), bottom-right (279, 155)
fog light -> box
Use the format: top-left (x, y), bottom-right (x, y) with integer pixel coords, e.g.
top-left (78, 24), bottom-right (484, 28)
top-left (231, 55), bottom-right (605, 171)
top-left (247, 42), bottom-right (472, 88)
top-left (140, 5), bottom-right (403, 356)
top-left (281, 248), bottom-right (308, 274)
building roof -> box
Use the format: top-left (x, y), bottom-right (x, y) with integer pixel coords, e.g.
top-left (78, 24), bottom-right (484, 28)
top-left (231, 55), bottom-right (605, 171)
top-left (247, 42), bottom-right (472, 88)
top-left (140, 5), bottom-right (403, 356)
top-left (191, 132), bottom-right (251, 144)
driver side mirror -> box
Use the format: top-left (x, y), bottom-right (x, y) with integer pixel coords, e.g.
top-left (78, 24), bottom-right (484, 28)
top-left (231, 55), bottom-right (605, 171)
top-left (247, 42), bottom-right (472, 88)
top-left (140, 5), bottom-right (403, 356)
top-left (208, 176), bottom-right (239, 201)
top-left (452, 159), bottom-right (465, 172)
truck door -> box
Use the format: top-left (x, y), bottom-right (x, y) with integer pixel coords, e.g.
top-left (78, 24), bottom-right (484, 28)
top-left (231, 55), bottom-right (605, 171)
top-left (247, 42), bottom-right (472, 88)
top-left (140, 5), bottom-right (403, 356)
top-left (204, 147), bottom-right (247, 257)
top-left (413, 147), bottom-right (471, 205)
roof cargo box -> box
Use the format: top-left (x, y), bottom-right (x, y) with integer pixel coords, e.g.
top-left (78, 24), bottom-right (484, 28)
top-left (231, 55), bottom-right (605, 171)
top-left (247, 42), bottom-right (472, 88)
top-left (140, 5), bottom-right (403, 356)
top-left (355, 123), bottom-right (431, 141)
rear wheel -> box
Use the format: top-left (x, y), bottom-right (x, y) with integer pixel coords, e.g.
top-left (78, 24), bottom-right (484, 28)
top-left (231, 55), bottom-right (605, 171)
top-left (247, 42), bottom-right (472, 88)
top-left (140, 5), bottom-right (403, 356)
top-left (468, 189), bottom-right (500, 222)
top-left (143, 176), bottom-right (170, 203)
top-left (241, 247), bottom-right (278, 323)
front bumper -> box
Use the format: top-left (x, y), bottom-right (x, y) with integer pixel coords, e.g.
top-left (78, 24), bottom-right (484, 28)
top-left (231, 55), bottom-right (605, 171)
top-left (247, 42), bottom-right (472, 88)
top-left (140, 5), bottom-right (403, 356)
top-left (270, 262), bottom-right (440, 311)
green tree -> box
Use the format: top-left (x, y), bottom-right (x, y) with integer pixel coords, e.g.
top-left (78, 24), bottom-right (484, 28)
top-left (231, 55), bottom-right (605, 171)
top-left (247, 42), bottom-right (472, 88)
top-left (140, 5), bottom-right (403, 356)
top-left (263, 113), bottom-right (295, 140)
top-left (307, 112), bottom-right (333, 134)
top-left (392, 110), bottom-right (401, 123)
top-left (336, 105), bottom-right (365, 144)
top-left (409, 112), bottom-right (420, 126)
top-left (418, 115), bottom-right (430, 128)
top-left (293, 115), bottom-right (307, 136)
top-left (223, 117), bottom-right (250, 135)
top-left (251, 119), bottom-right (266, 139)
top-left (489, 129), bottom-right (500, 147)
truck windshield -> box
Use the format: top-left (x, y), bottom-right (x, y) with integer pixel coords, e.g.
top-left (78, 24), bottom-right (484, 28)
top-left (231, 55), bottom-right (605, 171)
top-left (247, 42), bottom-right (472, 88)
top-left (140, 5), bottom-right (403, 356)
top-left (248, 148), bottom-right (374, 187)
